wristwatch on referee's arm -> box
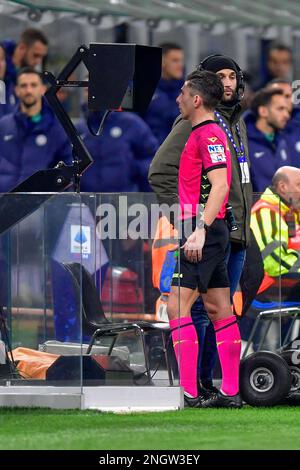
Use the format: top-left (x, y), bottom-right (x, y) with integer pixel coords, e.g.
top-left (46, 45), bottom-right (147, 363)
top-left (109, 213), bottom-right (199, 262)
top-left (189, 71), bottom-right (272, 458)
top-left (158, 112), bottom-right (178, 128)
top-left (197, 219), bottom-right (210, 232)
top-left (196, 204), bottom-right (209, 232)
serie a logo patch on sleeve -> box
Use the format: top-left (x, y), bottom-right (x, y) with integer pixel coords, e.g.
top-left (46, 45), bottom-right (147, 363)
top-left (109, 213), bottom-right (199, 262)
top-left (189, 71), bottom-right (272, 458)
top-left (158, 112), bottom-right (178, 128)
top-left (207, 144), bottom-right (226, 163)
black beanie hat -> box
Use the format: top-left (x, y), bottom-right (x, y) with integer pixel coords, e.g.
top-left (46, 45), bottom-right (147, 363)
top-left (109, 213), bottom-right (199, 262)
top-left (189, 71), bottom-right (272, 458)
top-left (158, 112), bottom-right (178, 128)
top-left (202, 55), bottom-right (239, 74)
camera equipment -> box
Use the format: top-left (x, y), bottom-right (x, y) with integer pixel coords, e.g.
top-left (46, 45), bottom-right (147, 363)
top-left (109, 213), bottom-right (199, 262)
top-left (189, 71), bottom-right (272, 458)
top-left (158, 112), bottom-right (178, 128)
top-left (226, 203), bottom-right (238, 232)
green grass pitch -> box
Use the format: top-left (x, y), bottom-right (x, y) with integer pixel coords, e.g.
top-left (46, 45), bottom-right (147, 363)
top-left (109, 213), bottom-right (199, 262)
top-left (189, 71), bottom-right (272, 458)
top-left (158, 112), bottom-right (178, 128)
top-left (0, 407), bottom-right (300, 450)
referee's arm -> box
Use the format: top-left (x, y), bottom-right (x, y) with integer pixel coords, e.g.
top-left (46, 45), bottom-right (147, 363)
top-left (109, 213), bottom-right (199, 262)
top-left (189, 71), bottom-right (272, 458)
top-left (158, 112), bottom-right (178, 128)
top-left (203, 167), bottom-right (229, 226)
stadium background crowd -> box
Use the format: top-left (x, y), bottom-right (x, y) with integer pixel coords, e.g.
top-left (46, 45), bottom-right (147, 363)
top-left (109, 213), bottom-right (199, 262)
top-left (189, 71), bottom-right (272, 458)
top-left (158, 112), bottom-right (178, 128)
top-left (1, 8), bottom-right (300, 359)
top-left (1, 24), bottom-right (299, 194)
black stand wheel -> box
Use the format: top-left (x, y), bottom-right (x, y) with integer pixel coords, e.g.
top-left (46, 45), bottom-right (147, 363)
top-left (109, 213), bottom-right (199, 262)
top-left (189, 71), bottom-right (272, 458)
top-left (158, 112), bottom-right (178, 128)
top-left (240, 351), bottom-right (292, 406)
top-left (280, 349), bottom-right (300, 393)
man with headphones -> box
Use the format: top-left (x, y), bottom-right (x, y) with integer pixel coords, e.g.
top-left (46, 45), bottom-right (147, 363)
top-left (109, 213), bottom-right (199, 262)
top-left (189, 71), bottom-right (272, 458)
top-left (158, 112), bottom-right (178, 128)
top-left (148, 54), bottom-right (253, 407)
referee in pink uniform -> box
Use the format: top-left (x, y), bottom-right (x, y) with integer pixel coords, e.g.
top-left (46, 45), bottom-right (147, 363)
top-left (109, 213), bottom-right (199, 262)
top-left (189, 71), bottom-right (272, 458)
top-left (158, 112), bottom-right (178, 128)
top-left (168, 70), bottom-right (242, 408)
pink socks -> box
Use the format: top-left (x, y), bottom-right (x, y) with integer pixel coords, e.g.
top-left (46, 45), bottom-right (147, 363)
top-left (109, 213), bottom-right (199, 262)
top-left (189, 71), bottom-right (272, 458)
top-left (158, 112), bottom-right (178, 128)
top-left (170, 317), bottom-right (199, 398)
top-left (213, 315), bottom-right (241, 396)
top-left (170, 314), bottom-right (241, 398)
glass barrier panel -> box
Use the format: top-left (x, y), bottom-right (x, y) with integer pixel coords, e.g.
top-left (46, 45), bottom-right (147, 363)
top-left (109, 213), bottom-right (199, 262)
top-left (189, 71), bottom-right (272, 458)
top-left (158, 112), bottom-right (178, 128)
top-left (237, 189), bottom-right (300, 402)
top-left (0, 193), bottom-right (84, 390)
top-left (239, 191), bottom-right (281, 355)
top-left (84, 192), bottom-right (180, 387)
top-left (239, 190), bottom-right (300, 359)
top-left (0, 190), bottom-right (216, 393)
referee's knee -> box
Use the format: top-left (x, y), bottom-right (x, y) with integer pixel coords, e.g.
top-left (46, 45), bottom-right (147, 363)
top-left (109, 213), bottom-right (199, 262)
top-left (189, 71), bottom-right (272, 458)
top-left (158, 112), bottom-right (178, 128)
top-left (205, 301), bottom-right (232, 319)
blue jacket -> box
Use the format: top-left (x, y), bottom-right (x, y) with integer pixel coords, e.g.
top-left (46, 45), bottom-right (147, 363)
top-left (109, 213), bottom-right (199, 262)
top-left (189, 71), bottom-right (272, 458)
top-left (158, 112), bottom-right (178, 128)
top-left (76, 110), bottom-right (158, 192)
top-left (0, 100), bottom-right (72, 192)
top-left (0, 40), bottom-right (18, 118)
top-left (1, 40), bottom-right (17, 88)
top-left (0, 81), bottom-right (17, 118)
top-left (281, 107), bottom-right (300, 168)
top-left (244, 111), bottom-right (292, 193)
top-left (142, 78), bottom-right (183, 145)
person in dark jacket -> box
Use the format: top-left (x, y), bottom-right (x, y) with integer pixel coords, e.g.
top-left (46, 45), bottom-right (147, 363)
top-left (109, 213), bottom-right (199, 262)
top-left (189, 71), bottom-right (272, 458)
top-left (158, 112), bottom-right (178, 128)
top-left (0, 67), bottom-right (72, 192)
top-left (267, 79), bottom-right (300, 168)
top-left (76, 103), bottom-right (158, 193)
top-left (142, 43), bottom-right (184, 145)
top-left (244, 88), bottom-right (290, 193)
top-left (148, 54), bottom-right (253, 393)
top-left (254, 43), bottom-right (292, 90)
top-left (1, 28), bottom-right (48, 89)
top-left (0, 45), bottom-right (16, 118)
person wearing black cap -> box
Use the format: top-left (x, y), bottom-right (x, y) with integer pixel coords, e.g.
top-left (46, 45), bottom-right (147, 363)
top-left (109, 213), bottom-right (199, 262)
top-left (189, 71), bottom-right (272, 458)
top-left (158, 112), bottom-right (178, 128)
top-left (148, 54), bottom-right (253, 408)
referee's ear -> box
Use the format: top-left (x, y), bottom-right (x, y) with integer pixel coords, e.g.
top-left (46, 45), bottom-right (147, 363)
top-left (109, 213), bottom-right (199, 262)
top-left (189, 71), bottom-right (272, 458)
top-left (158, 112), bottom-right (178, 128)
top-left (194, 94), bottom-right (203, 109)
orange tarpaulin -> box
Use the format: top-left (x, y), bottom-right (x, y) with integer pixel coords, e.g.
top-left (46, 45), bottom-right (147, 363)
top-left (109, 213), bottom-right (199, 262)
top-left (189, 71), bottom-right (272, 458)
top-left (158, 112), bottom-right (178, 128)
top-left (11, 347), bottom-right (59, 379)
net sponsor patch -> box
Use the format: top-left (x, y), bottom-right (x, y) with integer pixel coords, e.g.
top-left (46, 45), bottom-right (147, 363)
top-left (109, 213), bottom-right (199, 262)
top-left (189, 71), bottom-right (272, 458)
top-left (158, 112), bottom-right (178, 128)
top-left (207, 144), bottom-right (226, 163)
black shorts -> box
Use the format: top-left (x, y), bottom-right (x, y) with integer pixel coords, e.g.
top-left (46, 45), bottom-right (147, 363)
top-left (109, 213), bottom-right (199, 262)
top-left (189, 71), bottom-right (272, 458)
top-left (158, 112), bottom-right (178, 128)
top-left (171, 218), bottom-right (230, 293)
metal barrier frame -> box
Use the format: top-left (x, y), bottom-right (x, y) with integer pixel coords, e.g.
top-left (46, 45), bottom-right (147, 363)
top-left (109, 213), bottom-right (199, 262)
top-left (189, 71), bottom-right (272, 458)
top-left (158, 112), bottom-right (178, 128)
top-left (242, 307), bottom-right (300, 358)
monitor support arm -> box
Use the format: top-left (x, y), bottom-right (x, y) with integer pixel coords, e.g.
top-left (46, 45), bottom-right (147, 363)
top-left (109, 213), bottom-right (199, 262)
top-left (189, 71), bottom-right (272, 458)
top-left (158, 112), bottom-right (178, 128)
top-left (43, 44), bottom-right (94, 192)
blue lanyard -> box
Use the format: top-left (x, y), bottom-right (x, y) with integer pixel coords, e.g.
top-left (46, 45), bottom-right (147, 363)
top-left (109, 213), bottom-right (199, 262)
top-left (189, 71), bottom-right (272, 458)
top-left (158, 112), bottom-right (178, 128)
top-left (214, 111), bottom-right (246, 162)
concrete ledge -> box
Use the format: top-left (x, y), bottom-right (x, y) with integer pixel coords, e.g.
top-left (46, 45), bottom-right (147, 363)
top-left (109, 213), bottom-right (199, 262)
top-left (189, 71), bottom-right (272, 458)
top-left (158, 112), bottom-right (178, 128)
top-left (0, 386), bottom-right (183, 411)
top-left (82, 386), bottom-right (183, 411)
top-left (0, 393), bottom-right (81, 409)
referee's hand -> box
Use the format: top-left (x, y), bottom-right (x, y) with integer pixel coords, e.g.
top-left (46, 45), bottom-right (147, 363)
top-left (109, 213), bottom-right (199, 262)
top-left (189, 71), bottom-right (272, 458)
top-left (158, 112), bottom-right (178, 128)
top-left (182, 227), bottom-right (205, 263)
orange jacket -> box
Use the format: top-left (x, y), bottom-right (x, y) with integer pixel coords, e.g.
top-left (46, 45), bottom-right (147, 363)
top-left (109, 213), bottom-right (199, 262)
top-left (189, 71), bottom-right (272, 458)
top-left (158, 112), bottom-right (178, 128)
top-left (152, 216), bottom-right (178, 291)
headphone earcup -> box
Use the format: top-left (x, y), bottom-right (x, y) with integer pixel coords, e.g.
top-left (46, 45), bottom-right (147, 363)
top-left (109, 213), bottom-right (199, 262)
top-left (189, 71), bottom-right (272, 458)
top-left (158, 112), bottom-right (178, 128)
top-left (238, 70), bottom-right (245, 99)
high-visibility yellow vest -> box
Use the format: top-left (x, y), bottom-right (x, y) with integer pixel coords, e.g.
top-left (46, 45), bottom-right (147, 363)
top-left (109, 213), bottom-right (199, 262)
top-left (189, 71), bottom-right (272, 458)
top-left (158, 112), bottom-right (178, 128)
top-left (251, 189), bottom-right (300, 292)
